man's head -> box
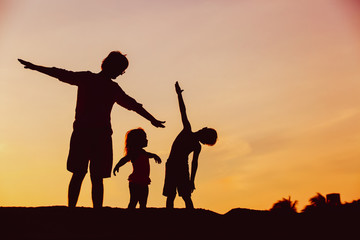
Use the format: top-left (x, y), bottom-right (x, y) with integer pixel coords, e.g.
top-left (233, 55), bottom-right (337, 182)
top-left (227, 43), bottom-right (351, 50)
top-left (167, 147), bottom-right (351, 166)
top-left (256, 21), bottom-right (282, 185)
top-left (196, 127), bottom-right (217, 146)
top-left (101, 51), bottom-right (129, 79)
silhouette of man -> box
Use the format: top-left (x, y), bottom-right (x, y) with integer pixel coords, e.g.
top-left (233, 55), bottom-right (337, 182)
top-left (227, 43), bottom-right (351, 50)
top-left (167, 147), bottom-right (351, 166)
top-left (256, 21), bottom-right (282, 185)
top-left (163, 82), bottom-right (217, 209)
top-left (18, 51), bottom-right (165, 208)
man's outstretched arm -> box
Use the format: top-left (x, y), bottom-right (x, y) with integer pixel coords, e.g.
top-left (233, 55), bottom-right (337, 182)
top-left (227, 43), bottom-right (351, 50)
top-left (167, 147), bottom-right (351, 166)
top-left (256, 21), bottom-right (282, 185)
top-left (18, 59), bottom-right (77, 85)
top-left (115, 86), bottom-right (165, 128)
top-left (19, 59), bottom-right (65, 78)
top-left (135, 106), bottom-right (165, 128)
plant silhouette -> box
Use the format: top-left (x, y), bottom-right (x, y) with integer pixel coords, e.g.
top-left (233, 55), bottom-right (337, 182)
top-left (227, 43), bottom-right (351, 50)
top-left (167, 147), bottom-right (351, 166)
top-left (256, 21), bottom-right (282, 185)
top-left (302, 192), bottom-right (345, 213)
top-left (302, 193), bottom-right (327, 213)
top-left (270, 196), bottom-right (298, 214)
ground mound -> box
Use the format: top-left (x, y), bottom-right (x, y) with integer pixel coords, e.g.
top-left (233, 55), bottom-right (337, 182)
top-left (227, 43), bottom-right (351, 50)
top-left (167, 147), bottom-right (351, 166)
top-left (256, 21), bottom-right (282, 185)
top-left (0, 206), bottom-right (358, 239)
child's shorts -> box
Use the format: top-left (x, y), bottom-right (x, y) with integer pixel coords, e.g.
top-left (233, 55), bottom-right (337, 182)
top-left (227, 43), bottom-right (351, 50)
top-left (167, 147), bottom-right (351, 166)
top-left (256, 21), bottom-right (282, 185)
top-left (66, 129), bottom-right (113, 178)
top-left (162, 161), bottom-right (191, 197)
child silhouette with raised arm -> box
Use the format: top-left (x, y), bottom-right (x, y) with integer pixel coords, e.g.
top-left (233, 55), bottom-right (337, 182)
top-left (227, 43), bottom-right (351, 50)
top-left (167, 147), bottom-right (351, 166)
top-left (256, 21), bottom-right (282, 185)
top-left (113, 128), bottom-right (161, 209)
top-left (18, 51), bottom-right (165, 209)
top-left (163, 82), bottom-right (217, 209)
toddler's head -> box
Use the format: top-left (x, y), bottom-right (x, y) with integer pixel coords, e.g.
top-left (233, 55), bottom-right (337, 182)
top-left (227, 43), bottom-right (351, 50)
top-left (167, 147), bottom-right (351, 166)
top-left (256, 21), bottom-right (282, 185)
top-left (125, 128), bottom-right (147, 154)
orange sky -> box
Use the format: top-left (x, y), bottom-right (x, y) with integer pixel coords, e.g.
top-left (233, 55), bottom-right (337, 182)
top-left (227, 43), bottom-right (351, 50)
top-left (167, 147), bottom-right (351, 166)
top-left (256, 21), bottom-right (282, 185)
top-left (1, 0), bottom-right (360, 213)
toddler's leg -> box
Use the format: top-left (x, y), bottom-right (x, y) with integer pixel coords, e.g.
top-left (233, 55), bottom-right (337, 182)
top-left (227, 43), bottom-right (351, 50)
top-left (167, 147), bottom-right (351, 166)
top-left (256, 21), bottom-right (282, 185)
top-left (128, 182), bottom-right (138, 209)
top-left (139, 185), bottom-right (149, 209)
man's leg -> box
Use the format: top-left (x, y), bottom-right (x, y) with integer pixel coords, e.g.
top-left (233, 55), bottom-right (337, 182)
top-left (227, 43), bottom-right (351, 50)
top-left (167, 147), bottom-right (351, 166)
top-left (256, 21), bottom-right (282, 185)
top-left (89, 131), bottom-right (112, 209)
top-left (90, 174), bottom-right (104, 208)
top-left (68, 172), bottom-right (86, 208)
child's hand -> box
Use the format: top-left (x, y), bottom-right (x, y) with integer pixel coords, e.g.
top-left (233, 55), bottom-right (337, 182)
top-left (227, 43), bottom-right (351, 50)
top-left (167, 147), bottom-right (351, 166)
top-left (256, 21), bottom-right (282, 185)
top-left (175, 81), bottom-right (183, 94)
top-left (154, 155), bottom-right (162, 164)
top-left (113, 166), bottom-right (119, 176)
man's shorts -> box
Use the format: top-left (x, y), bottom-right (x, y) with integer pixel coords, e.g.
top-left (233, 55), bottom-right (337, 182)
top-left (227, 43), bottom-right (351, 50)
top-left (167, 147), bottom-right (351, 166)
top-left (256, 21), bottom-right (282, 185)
top-left (162, 161), bottom-right (191, 197)
top-left (67, 129), bottom-right (113, 178)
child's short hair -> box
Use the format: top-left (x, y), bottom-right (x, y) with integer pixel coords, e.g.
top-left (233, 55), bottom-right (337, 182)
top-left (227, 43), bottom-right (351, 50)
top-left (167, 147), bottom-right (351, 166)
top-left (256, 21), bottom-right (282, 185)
top-left (125, 128), bottom-right (146, 154)
top-left (198, 127), bottom-right (217, 146)
top-left (101, 51), bottom-right (129, 73)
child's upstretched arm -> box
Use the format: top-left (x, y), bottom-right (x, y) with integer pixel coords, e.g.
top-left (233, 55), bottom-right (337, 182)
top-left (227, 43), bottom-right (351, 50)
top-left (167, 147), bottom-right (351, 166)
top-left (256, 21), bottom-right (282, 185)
top-left (146, 152), bottom-right (162, 164)
top-left (175, 81), bottom-right (191, 130)
top-left (113, 155), bottom-right (131, 176)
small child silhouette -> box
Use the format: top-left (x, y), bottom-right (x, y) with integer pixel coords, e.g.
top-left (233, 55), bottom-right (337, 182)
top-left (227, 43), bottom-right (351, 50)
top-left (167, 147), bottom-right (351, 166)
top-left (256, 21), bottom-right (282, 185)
top-left (163, 82), bottom-right (217, 209)
top-left (113, 128), bottom-right (161, 209)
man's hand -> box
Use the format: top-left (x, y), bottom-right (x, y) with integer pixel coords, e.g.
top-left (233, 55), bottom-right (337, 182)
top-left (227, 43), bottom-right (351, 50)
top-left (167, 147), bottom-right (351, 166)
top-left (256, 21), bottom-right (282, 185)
top-left (18, 59), bottom-right (35, 70)
top-left (151, 119), bottom-right (165, 128)
top-left (175, 81), bottom-right (183, 95)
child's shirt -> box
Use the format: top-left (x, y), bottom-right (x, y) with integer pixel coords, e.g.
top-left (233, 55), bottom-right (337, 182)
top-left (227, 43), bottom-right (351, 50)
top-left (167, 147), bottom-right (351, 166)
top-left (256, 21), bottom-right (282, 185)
top-left (128, 150), bottom-right (151, 185)
top-left (167, 128), bottom-right (200, 166)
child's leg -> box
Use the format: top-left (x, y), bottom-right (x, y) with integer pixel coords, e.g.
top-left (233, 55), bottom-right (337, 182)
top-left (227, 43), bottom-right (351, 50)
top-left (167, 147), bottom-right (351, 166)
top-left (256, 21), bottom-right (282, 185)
top-left (128, 182), bottom-right (139, 209)
top-left (182, 195), bottom-right (194, 209)
top-left (68, 172), bottom-right (86, 207)
top-left (163, 162), bottom-right (176, 209)
top-left (139, 185), bottom-right (149, 209)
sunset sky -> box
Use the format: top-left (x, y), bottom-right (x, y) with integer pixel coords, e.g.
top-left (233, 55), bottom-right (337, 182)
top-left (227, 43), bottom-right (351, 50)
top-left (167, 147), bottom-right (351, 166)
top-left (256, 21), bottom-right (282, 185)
top-left (1, 0), bottom-right (360, 214)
